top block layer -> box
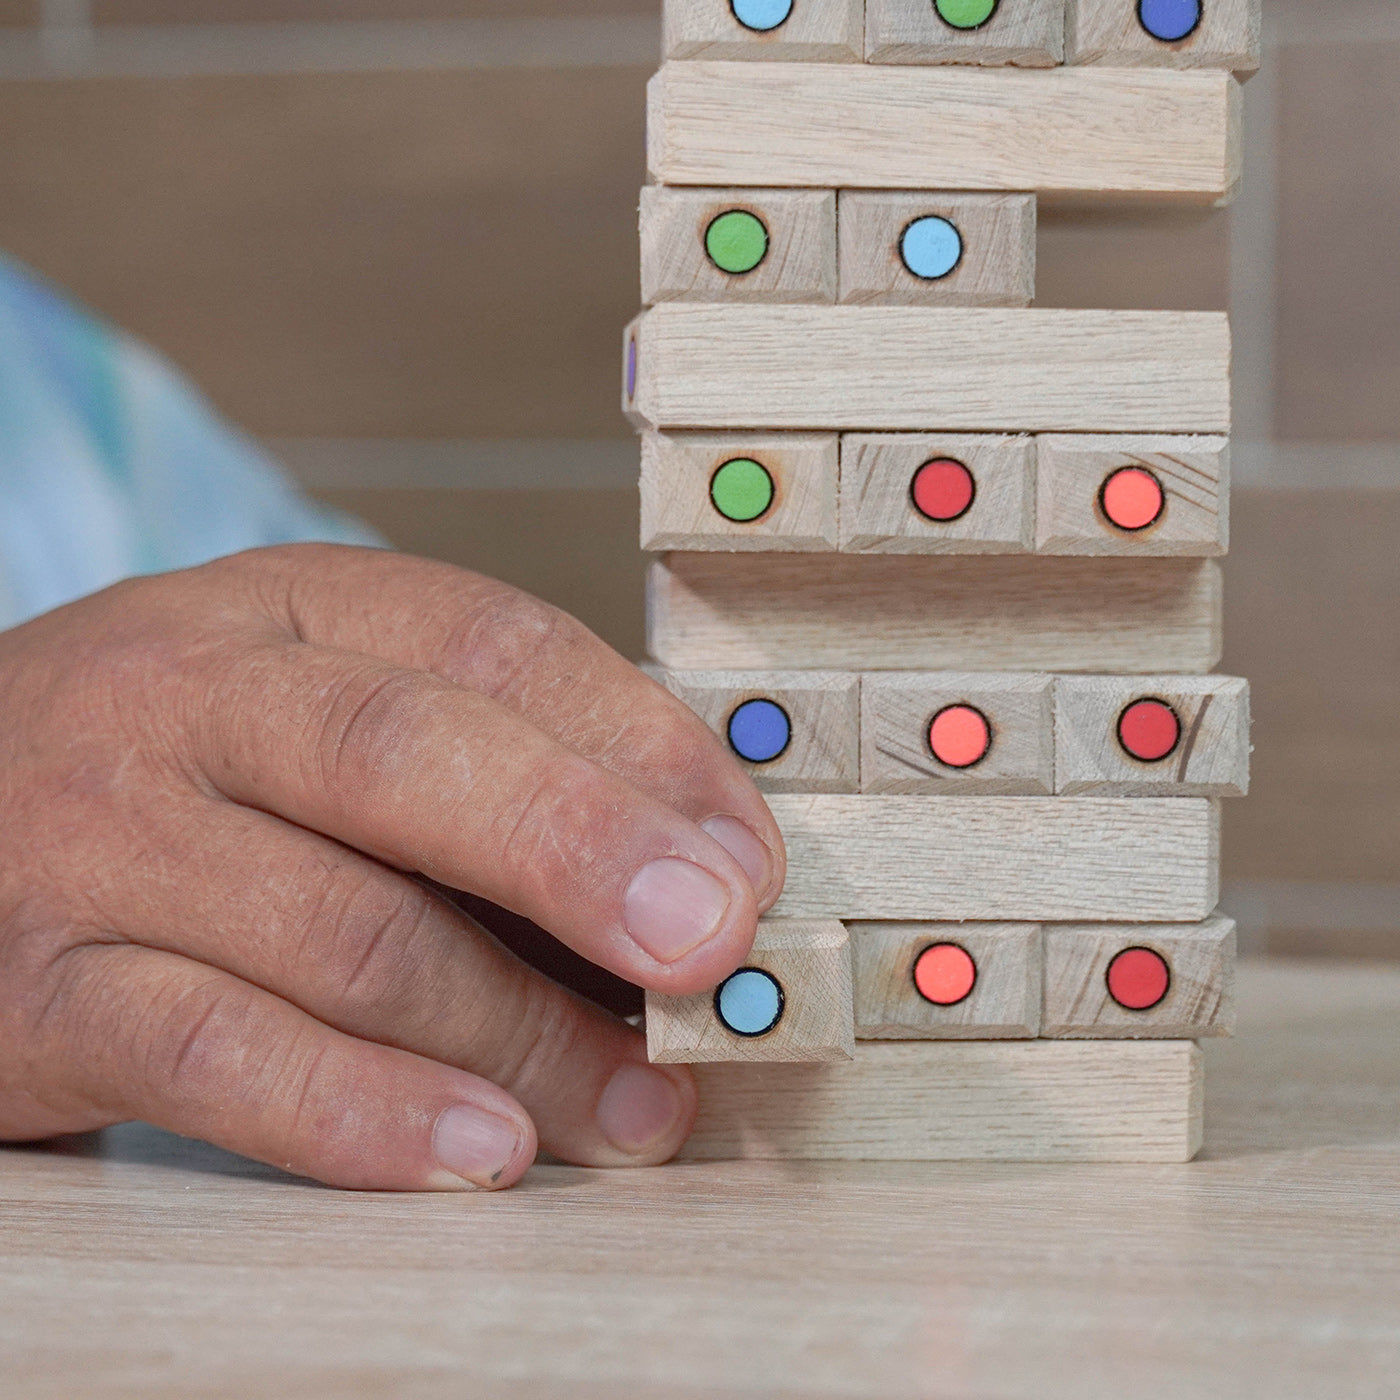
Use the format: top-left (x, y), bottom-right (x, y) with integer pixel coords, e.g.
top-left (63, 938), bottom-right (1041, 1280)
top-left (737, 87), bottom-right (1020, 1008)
top-left (648, 61), bottom-right (1241, 204)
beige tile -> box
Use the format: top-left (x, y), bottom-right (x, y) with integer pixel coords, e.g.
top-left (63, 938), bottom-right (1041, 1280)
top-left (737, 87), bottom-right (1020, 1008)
top-left (314, 486), bottom-right (647, 661)
top-left (0, 67), bottom-right (648, 438)
top-left (1222, 489), bottom-right (1400, 886)
top-left (1274, 42), bottom-right (1400, 441)
top-left (94, 1), bottom-right (654, 20)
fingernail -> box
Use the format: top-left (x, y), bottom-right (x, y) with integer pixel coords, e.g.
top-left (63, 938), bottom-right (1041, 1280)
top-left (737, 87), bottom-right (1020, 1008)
top-left (702, 815), bottom-right (775, 900)
top-left (624, 857), bottom-right (731, 964)
top-left (432, 1105), bottom-right (524, 1189)
top-left (597, 1062), bottom-right (685, 1155)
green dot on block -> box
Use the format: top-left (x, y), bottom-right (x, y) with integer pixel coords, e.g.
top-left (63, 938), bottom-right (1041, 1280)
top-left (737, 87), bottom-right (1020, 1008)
top-left (934, 0), bottom-right (998, 29)
top-left (705, 210), bottom-right (769, 275)
top-left (710, 458), bottom-right (775, 523)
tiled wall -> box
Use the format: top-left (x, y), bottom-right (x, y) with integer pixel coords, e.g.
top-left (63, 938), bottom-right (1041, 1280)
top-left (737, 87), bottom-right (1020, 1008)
top-left (0, 1), bottom-right (1396, 953)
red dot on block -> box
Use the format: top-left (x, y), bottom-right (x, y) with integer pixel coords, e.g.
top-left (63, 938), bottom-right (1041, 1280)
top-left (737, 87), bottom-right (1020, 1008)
top-left (911, 458), bottom-right (976, 522)
top-left (1100, 466), bottom-right (1165, 531)
top-left (1118, 698), bottom-right (1181, 762)
top-left (914, 944), bottom-right (978, 1006)
top-left (1107, 947), bottom-right (1171, 1011)
top-left (929, 704), bottom-right (992, 768)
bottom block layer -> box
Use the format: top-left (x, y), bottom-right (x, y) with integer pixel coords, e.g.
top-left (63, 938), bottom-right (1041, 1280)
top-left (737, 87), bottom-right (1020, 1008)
top-left (678, 1040), bottom-right (1203, 1164)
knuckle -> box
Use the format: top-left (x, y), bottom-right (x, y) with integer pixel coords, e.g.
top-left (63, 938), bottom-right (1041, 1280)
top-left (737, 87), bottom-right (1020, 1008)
top-left (300, 869), bottom-right (439, 1019)
top-left (309, 665), bottom-right (431, 794)
top-left (479, 974), bottom-right (587, 1100)
top-left (442, 586), bottom-right (576, 703)
top-left (489, 756), bottom-right (618, 895)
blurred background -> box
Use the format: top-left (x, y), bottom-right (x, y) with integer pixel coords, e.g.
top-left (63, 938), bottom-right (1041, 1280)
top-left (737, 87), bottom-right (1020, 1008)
top-left (0, 0), bottom-right (1394, 957)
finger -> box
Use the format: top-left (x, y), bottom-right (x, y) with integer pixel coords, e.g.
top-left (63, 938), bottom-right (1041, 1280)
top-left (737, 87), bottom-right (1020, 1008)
top-left (83, 794), bottom-right (697, 1167)
top-left (182, 638), bottom-right (758, 995)
top-left (31, 941), bottom-right (538, 1191)
top-left (215, 544), bottom-right (785, 906)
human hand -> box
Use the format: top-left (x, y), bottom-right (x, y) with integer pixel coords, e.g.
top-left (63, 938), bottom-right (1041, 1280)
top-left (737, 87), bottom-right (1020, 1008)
top-left (0, 545), bottom-right (784, 1189)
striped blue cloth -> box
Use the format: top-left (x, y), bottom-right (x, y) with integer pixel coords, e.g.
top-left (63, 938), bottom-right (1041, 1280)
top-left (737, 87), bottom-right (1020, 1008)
top-left (0, 255), bottom-right (380, 630)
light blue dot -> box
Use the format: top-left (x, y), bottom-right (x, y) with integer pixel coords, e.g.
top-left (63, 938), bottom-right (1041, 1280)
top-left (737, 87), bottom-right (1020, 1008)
top-left (730, 0), bottom-right (794, 32)
top-left (900, 216), bottom-right (964, 281)
top-left (1138, 0), bottom-right (1201, 42)
top-left (716, 969), bottom-right (784, 1037)
top-left (727, 699), bottom-right (791, 764)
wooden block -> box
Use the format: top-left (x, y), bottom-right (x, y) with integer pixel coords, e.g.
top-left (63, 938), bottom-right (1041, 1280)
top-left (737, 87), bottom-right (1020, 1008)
top-left (766, 795), bottom-right (1219, 922)
top-left (837, 192), bottom-right (1036, 308)
top-left (1066, 0), bottom-right (1260, 75)
top-left (647, 920), bottom-right (855, 1064)
top-left (1041, 912), bottom-right (1236, 1038)
top-left (663, 0), bottom-right (864, 62)
top-left (1054, 674), bottom-right (1250, 797)
top-left (647, 554), bottom-right (1224, 674)
top-left (838, 433), bottom-right (1035, 554)
top-left (640, 186), bottom-right (837, 306)
top-left (656, 669), bottom-right (860, 793)
top-left (851, 922), bottom-right (1043, 1039)
top-left (640, 431), bottom-right (838, 552)
top-left (647, 62), bottom-right (1241, 204)
top-left (678, 1039), bottom-right (1203, 1161)
top-left (866, 0), bottom-right (1065, 67)
top-left (860, 672), bottom-right (1054, 795)
top-left (1035, 434), bottom-right (1230, 556)
top-left (625, 305), bottom-right (1231, 434)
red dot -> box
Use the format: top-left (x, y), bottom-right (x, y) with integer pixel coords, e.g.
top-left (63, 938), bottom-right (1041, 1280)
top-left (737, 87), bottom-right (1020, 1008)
top-left (929, 705), bottom-right (992, 768)
top-left (1106, 947), bottom-right (1171, 1010)
top-left (1118, 698), bottom-right (1181, 762)
top-left (911, 458), bottom-right (976, 522)
top-left (1100, 466), bottom-right (1165, 531)
top-left (914, 944), bottom-right (977, 1006)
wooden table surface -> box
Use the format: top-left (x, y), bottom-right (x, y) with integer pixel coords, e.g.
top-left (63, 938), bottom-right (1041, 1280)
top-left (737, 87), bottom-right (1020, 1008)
top-left (2, 959), bottom-right (1398, 1399)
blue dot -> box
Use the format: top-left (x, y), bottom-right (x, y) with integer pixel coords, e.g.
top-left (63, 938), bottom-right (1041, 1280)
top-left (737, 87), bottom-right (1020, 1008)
top-left (1138, 0), bottom-right (1201, 42)
top-left (730, 0), bottom-right (794, 31)
top-left (727, 699), bottom-right (791, 764)
top-left (900, 217), bottom-right (964, 281)
top-left (716, 969), bottom-right (784, 1037)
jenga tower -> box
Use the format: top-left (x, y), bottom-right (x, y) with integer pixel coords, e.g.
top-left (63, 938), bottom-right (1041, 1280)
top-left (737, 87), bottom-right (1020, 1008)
top-left (626, 0), bottom-right (1258, 1162)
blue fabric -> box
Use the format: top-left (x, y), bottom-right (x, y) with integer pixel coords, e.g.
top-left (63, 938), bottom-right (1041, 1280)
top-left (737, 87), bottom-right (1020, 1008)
top-left (0, 254), bottom-right (381, 630)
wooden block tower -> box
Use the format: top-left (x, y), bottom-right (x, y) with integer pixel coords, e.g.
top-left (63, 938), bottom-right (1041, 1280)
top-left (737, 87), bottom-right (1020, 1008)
top-left (626, 0), bottom-right (1257, 1163)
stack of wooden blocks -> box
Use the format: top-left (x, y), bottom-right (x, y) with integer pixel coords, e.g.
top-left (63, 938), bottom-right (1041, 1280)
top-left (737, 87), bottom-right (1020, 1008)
top-left (625, 0), bottom-right (1258, 1163)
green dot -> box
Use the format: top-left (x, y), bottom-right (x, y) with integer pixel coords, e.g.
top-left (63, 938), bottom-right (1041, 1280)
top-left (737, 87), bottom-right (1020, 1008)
top-left (710, 458), bottom-right (775, 523)
top-left (934, 0), bottom-right (998, 28)
top-left (705, 210), bottom-right (769, 276)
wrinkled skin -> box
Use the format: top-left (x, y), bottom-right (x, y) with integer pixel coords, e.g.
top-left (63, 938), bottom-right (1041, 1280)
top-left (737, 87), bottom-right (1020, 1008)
top-left (0, 545), bottom-right (785, 1189)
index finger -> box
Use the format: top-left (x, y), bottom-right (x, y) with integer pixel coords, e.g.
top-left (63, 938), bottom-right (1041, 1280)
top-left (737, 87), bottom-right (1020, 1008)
top-left (226, 544), bottom-right (785, 906)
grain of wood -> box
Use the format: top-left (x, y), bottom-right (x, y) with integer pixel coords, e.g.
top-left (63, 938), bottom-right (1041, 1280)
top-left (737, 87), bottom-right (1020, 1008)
top-left (1054, 674), bottom-right (1251, 796)
top-left (851, 921), bottom-right (1043, 1039)
top-left (656, 669), bottom-right (860, 793)
top-left (839, 433), bottom-right (1036, 553)
top-left (1035, 433), bottom-right (1230, 556)
top-left (866, 0), bottom-right (1065, 66)
top-left (1066, 0), bottom-right (1260, 74)
top-left (647, 553), bottom-right (1223, 673)
top-left (766, 794), bottom-right (1219, 922)
top-left (860, 671), bottom-right (1055, 795)
top-left (837, 192), bottom-right (1036, 307)
top-left (647, 61), bottom-right (1242, 203)
top-left (1041, 912), bottom-right (1236, 1038)
top-left (640, 431), bottom-right (839, 552)
top-left (640, 186), bottom-right (838, 305)
top-left (625, 305), bottom-right (1232, 433)
top-left (647, 920), bottom-right (855, 1063)
top-left (663, 0), bottom-right (865, 61)
top-left (680, 1039), bottom-right (1203, 1161)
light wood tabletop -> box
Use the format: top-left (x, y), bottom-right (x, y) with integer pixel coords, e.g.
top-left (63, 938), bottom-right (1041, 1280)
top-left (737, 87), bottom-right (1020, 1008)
top-left (2, 959), bottom-right (1397, 1399)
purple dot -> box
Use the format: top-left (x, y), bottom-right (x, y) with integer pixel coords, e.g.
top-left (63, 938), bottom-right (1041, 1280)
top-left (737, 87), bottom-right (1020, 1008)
top-left (1138, 0), bottom-right (1201, 42)
top-left (626, 337), bottom-right (638, 402)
